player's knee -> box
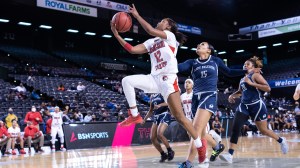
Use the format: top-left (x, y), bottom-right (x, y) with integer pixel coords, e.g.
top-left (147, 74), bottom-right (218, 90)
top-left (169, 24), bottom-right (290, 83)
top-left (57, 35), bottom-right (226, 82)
top-left (259, 128), bottom-right (268, 135)
top-left (157, 132), bottom-right (164, 140)
top-left (121, 76), bottom-right (130, 86)
top-left (150, 135), bottom-right (156, 143)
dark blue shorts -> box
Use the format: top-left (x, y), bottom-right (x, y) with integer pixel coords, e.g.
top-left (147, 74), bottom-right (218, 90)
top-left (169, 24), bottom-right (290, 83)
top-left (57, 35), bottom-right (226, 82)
top-left (153, 112), bottom-right (171, 125)
top-left (237, 99), bottom-right (268, 121)
top-left (192, 91), bottom-right (217, 117)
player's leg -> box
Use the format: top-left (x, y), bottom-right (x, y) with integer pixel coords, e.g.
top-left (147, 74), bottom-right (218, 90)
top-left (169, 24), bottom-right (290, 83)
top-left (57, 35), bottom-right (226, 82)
top-left (58, 127), bottom-right (66, 151)
top-left (5, 138), bottom-right (12, 154)
top-left (254, 101), bottom-right (288, 154)
top-left (51, 127), bottom-right (58, 152)
top-left (150, 122), bottom-right (167, 162)
top-left (219, 109), bottom-right (249, 163)
top-left (18, 137), bottom-right (26, 154)
top-left (120, 74), bottom-right (158, 126)
top-left (26, 136), bottom-right (32, 153)
top-left (157, 114), bottom-right (174, 161)
top-left (163, 75), bottom-right (202, 155)
top-left (11, 138), bottom-right (16, 155)
top-left (37, 133), bottom-right (44, 152)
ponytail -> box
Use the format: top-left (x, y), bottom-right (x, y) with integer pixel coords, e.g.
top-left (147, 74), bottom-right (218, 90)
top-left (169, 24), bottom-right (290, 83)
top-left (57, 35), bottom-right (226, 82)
top-left (166, 18), bottom-right (187, 45)
top-left (248, 56), bottom-right (263, 68)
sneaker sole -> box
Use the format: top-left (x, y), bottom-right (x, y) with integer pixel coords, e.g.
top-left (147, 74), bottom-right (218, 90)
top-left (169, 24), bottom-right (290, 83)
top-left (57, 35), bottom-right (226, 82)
top-left (219, 155), bottom-right (232, 163)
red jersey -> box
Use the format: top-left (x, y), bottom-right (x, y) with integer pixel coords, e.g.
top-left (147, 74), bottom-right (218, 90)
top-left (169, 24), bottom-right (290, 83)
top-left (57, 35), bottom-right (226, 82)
top-left (0, 127), bottom-right (10, 138)
top-left (46, 118), bottom-right (52, 134)
top-left (24, 126), bottom-right (41, 139)
top-left (24, 111), bottom-right (43, 126)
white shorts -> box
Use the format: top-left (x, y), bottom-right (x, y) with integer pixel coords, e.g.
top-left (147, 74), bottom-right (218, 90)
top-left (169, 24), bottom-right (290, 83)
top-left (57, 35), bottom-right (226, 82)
top-left (51, 126), bottom-right (64, 138)
top-left (141, 74), bottom-right (179, 102)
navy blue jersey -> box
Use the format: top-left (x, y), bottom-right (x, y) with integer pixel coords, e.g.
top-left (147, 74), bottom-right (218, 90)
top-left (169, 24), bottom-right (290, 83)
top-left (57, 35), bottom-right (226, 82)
top-left (178, 56), bottom-right (246, 93)
top-left (240, 73), bottom-right (262, 104)
top-left (151, 94), bottom-right (168, 115)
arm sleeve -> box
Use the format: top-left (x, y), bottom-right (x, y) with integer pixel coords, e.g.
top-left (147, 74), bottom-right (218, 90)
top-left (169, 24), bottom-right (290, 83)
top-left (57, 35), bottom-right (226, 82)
top-left (178, 59), bottom-right (193, 73)
top-left (216, 57), bottom-right (246, 77)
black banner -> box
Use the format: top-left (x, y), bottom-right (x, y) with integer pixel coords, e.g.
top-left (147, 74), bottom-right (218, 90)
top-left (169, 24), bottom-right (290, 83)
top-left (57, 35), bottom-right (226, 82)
top-left (63, 123), bottom-right (117, 149)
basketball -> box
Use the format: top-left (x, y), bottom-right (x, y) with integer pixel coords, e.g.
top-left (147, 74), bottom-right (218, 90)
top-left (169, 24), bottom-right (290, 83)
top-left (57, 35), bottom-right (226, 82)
top-left (111, 12), bottom-right (132, 33)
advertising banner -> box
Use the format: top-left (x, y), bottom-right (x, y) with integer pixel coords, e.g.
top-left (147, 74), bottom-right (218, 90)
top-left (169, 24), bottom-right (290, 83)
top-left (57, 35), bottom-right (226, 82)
top-left (268, 78), bottom-right (300, 88)
top-left (239, 16), bottom-right (300, 34)
top-left (100, 62), bottom-right (127, 71)
top-left (177, 23), bottom-right (201, 35)
top-left (37, 0), bottom-right (98, 17)
top-left (258, 23), bottom-right (300, 38)
top-left (68, 0), bottom-right (129, 12)
top-left (63, 123), bottom-right (117, 149)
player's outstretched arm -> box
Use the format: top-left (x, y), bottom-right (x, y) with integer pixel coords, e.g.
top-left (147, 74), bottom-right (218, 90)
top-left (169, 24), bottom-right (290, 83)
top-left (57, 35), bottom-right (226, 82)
top-left (128, 4), bottom-right (167, 39)
top-left (111, 21), bottom-right (147, 54)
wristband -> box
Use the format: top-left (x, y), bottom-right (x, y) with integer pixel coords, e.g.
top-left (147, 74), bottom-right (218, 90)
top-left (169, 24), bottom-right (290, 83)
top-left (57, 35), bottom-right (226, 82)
top-left (124, 43), bottom-right (133, 52)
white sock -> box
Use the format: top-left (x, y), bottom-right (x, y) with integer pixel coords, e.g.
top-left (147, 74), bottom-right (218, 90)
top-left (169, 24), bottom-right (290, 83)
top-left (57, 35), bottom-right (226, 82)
top-left (130, 108), bottom-right (139, 117)
top-left (194, 137), bottom-right (202, 148)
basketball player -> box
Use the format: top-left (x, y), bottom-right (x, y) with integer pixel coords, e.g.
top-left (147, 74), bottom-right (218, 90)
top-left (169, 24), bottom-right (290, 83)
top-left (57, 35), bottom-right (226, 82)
top-left (141, 93), bottom-right (174, 162)
top-left (219, 56), bottom-right (289, 163)
top-left (111, 4), bottom-right (206, 160)
top-left (293, 83), bottom-right (300, 101)
top-left (294, 83), bottom-right (300, 133)
top-left (50, 106), bottom-right (66, 152)
top-left (8, 119), bottom-right (26, 155)
top-left (179, 79), bottom-right (224, 167)
top-left (177, 42), bottom-right (259, 167)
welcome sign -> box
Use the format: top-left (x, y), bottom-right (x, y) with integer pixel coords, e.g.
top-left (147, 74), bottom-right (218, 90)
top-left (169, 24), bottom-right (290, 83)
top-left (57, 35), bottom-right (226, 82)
top-left (37, 0), bottom-right (98, 17)
top-left (268, 78), bottom-right (300, 88)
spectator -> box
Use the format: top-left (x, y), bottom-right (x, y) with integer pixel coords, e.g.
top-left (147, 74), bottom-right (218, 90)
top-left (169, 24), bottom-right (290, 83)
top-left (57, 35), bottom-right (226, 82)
top-left (91, 114), bottom-right (97, 122)
top-left (83, 112), bottom-right (93, 122)
top-left (11, 83), bottom-right (26, 93)
top-left (70, 100), bottom-right (78, 110)
top-left (31, 90), bottom-right (41, 100)
top-left (70, 83), bottom-right (77, 91)
top-left (78, 112), bottom-right (84, 122)
top-left (72, 111), bottom-right (82, 122)
top-left (62, 106), bottom-right (72, 123)
top-left (106, 98), bottom-right (116, 111)
top-left (212, 116), bottom-right (224, 135)
top-left (24, 121), bottom-right (44, 153)
top-left (27, 75), bottom-right (35, 82)
top-left (5, 108), bottom-right (18, 128)
top-left (0, 121), bottom-right (11, 155)
top-left (11, 83), bottom-right (27, 99)
top-left (24, 106), bottom-right (43, 130)
top-left (8, 119), bottom-right (26, 155)
top-left (57, 84), bottom-right (65, 91)
top-left (118, 111), bottom-right (125, 121)
top-left (77, 82), bottom-right (86, 91)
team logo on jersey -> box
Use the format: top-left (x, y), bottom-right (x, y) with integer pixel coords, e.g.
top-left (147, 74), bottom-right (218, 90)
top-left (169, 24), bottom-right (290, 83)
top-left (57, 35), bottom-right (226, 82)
top-left (162, 76), bottom-right (168, 81)
top-left (263, 114), bottom-right (267, 119)
top-left (209, 104), bottom-right (214, 109)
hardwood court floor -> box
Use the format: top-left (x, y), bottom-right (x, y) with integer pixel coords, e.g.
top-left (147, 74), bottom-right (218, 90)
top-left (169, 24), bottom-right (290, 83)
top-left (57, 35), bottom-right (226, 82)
top-left (0, 132), bottom-right (299, 168)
